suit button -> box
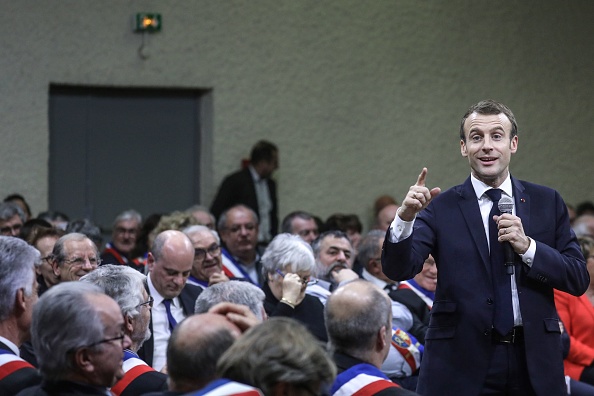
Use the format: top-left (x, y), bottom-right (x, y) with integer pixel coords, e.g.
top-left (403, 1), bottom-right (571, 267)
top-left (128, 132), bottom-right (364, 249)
top-left (486, 298), bottom-right (493, 305)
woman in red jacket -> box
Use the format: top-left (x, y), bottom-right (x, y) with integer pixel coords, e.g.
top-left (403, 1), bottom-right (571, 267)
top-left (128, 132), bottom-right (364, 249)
top-left (555, 236), bottom-right (594, 384)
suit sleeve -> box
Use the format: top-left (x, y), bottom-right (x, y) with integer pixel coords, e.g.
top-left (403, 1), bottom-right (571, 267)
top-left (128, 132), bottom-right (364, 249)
top-left (210, 176), bottom-right (236, 220)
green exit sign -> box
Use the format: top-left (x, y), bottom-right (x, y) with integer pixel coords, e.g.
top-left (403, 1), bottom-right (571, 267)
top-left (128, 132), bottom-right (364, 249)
top-left (135, 13), bottom-right (162, 33)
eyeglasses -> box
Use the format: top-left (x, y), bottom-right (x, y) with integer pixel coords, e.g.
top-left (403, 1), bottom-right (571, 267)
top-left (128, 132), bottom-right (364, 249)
top-left (194, 244), bottom-right (221, 262)
top-left (85, 332), bottom-right (126, 348)
top-left (137, 295), bottom-right (154, 309)
top-left (62, 256), bottom-right (102, 267)
top-left (0, 224), bottom-right (22, 235)
top-left (275, 269), bottom-right (318, 286)
top-left (227, 224), bottom-right (257, 233)
top-left (40, 255), bottom-right (53, 262)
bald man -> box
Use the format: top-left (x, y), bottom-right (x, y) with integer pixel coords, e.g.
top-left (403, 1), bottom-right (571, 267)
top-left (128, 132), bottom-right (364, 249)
top-left (137, 230), bottom-right (202, 371)
top-left (326, 280), bottom-right (418, 396)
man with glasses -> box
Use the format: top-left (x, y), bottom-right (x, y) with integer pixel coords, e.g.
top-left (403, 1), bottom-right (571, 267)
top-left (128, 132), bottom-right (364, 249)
top-left (81, 264), bottom-right (167, 396)
top-left (0, 202), bottom-right (26, 237)
top-left (217, 205), bottom-right (265, 286)
top-left (137, 230), bottom-right (202, 371)
top-left (49, 233), bottom-right (101, 283)
top-left (18, 282), bottom-right (132, 396)
top-left (0, 237), bottom-right (41, 396)
top-left (183, 225), bottom-right (232, 290)
top-left (101, 209), bottom-right (144, 271)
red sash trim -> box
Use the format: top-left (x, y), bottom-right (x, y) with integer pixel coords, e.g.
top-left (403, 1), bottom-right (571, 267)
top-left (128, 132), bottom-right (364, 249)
top-left (352, 379), bottom-right (399, 395)
top-left (0, 359), bottom-right (34, 380)
top-left (110, 364), bottom-right (155, 395)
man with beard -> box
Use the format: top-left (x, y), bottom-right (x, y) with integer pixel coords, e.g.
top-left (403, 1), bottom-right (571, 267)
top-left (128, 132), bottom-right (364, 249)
top-left (137, 230), bottom-right (202, 371)
top-left (17, 282), bottom-right (132, 396)
top-left (183, 225), bottom-right (231, 289)
top-left (217, 205), bottom-right (265, 286)
top-left (81, 265), bottom-right (167, 396)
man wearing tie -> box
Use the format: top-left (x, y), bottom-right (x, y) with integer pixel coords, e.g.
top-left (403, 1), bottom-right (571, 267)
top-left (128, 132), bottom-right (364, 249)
top-left (382, 99), bottom-right (589, 395)
top-left (137, 230), bottom-right (202, 371)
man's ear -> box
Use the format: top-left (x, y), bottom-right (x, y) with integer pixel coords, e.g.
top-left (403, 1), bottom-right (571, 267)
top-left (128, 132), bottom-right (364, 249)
top-left (367, 258), bottom-right (382, 276)
top-left (146, 252), bottom-right (155, 272)
top-left (125, 314), bottom-right (134, 334)
top-left (51, 259), bottom-right (61, 278)
top-left (376, 325), bottom-right (388, 352)
top-left (14, 288), bottom-right (27, 315)
top-left (460, 139), bottom-right (468, 157)
top-left (73, 347), bottom-right (95, 374)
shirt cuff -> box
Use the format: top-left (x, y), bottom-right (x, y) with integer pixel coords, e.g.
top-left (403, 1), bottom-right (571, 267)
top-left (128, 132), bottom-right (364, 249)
top-left (388, 214), bottom-right (415, 243)
top-left (519, 237), bottom-right (536, 267)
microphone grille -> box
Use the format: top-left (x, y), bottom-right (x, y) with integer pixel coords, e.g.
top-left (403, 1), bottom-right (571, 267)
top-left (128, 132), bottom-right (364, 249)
top-left (498, 196), bottom-right (514, 214)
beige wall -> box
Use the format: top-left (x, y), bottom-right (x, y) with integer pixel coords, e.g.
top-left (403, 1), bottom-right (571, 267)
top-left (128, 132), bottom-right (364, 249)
top-left (1, 1), bottom-right (592, 231)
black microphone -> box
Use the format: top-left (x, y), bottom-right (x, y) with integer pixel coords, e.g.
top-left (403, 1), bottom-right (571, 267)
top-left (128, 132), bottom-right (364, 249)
top-left (498, 196), bottom-right (515, 275)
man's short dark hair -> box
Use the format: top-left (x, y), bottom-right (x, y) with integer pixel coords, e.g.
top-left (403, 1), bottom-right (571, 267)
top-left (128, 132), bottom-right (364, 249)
top-left (459, 99), bottom-right (518, 142)
top-left (250, 140), bottom-right (277, 164)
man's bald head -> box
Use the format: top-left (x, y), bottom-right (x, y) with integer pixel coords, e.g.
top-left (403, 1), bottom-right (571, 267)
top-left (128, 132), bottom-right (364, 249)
top-left (167, 313), bottom-right (241, 392)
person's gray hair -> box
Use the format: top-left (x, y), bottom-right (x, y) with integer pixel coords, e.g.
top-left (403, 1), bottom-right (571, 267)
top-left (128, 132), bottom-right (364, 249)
top-left (52, 233), bottom-right (98, 264)
top-left (281, 211), bottom-right (314, 234)
top-left (0, 202), bottom-right (26, 223)
top-left (216, 205), bottom-right (259, 232)
top-left (0, 236), bottom-right (39, 321)
top-left (311, 230), bottom-right (351, 259)
top-left (194, 281), bottom-right (265, 321)
top-left (325, 279), bottom-right (392, 358)
top-left (217, 317), bottom-right (336, 395)
top-left (185, 205), bottom-right (216, 223)
top-left (113, 209), bottom-right (142, 228)
top-left (261, 233), bottom-right (315, 279)
top-left (357, 230), bottom-right (385, 271)
top-left (66, 218), bottom-right (103, 247)
top-left (80, 264), bottom-right (146, 319)
top-left (32, 282), bottom-right (106, 381)
top-left (167, 320), bottom-right (236, 389)
top-left (183, 225), bottom-right (221, 245)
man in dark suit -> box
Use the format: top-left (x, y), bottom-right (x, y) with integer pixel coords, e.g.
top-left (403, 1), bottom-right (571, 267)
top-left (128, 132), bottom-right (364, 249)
top-left (137, 230), bottom-right (202, 371)
top-left (210, 140), bottom-right (279, 244)
top-left (382, 99), bottom-right (589, 395)
top-left (0, 237), bottom-right (41, 395)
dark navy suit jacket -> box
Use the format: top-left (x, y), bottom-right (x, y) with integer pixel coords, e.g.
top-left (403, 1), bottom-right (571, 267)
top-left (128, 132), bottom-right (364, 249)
top-left (210, 167), bottom-right (278, 239)
top-left (137, 282), bottom-right (202, 368)
top-left (382, 176), bottom-right (589, 396)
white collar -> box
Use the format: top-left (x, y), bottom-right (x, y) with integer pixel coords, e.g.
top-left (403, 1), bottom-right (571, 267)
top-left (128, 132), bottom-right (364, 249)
top-left (470, 173), bottom-right (513, 200)
top-left (0, 335), bottom-right (19, 355)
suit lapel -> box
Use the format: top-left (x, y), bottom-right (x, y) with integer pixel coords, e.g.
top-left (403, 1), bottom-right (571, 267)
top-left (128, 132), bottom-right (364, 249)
top-left (458, 178), bottom-right (490, 271)
top-left (512, 177), bottom-right (530, 234)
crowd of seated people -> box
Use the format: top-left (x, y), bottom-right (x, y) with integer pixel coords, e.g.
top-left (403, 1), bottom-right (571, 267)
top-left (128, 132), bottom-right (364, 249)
top-left (1, 192), bottom-right (593, 395)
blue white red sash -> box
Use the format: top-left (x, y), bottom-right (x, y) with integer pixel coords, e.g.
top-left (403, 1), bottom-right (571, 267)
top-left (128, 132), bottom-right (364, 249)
top-left (0, 350), bottom-right (34, 381)
top-left (190, 378), bottom-right (264, 395)
top-left (331, 363), bottom-right (399, 396)
top-left (221, 249), bottom-right (259, 286)
top-left (390, 327), bottom-right (423, 374)
top-left (110, 350), bottom-right (155, 396)
top-left (187, 275), bottom-right (209, 289)
top-left (398, 280), bottom-right (434, 309)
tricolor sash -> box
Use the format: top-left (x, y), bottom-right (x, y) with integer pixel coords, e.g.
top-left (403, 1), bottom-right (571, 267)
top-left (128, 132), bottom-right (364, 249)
top-left (190, 378), bottom-right (264, 395)
top-left (332, 363), bottom-right (400, 396)
top-left (0, 350), bottom-right (35, 382)
top-left (110, 350), bottom-right (156, 396)
top-left (398, 280), bottom-right (434, 309)
top-left (221, 249), bottom-right (259, 286)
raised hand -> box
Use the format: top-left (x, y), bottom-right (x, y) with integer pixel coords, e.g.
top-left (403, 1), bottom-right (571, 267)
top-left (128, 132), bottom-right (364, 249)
top-left (398, 168), bottom-right (441, 221)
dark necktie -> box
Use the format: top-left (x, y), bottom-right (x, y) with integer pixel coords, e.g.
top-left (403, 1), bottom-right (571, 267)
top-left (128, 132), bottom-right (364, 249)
top-left (485, 188), bottom-right (514, 335)
top-left (162, 299), bottom-right (178, 331)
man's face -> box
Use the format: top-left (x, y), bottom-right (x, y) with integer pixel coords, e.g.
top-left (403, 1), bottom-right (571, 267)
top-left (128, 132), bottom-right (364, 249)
top-left (148, 243), bottom-right (194, 299)
top-left (414, 255), bottom-right (438, 292)
top-left (188, 230), bottom-right (222, 281)
top-left (88, 294), bottom-right (131, 387)
top-left (460, 112), bottom-right (518, 187)
top-left (315, 236), bottom-right (353, 279)
top-left (131, 288), bottom-right (152, 347)
top-left (0, 214), bottom-right (23, 236)
top-left (54, 238), bottom-right (99, 282)
top-left (35, 236), bottom-right (60, 287)
top-left (220, 208), bottom-right (258, 258)
top-left (376, 204), bottom-right (399, 232)
top-left (291, 217), bottom-right (319, 243)
top-left (112, 219), bottom-right (139, 255)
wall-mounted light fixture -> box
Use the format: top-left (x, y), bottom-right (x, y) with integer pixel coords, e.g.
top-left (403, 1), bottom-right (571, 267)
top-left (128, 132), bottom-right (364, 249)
top-left (133, 13), bottom-right (162, 60)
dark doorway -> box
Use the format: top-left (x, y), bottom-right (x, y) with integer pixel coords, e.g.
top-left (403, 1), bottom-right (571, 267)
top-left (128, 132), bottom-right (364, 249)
top-left (49, 85), bottom-right (211, 233)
